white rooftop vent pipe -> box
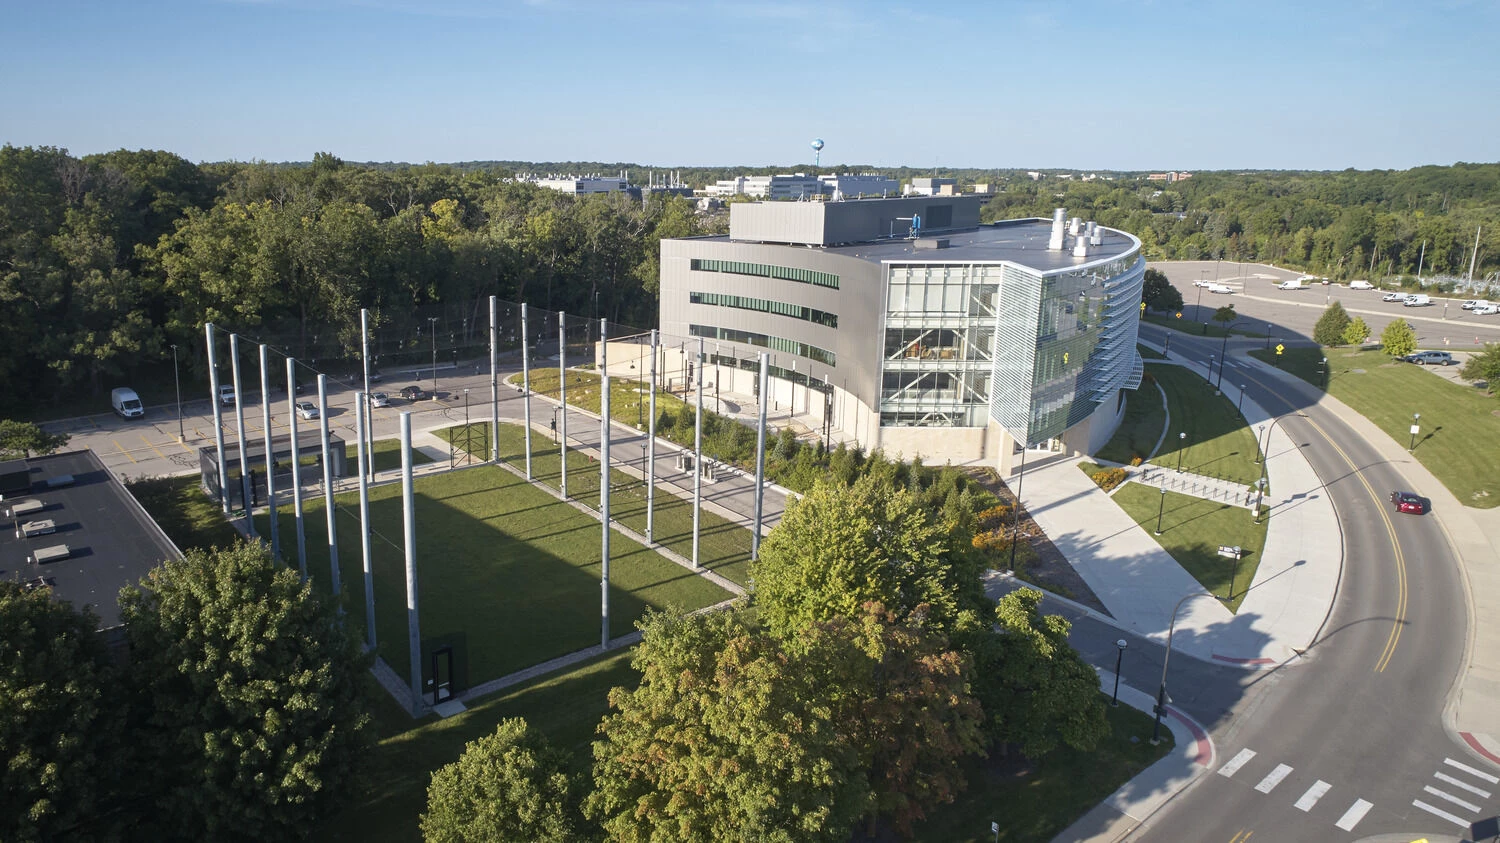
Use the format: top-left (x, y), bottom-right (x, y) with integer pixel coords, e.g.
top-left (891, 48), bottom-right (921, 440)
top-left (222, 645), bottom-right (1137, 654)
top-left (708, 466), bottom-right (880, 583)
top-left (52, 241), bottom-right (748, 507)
top-left (1069, 216), bottom-right (1082, 236)
top-left (1048, 208), bottom-right (1067, 250)
top-left (1089, 222), bottom-right (1103, 246)
top-left (1073, 233), bottom-right (1090, 258)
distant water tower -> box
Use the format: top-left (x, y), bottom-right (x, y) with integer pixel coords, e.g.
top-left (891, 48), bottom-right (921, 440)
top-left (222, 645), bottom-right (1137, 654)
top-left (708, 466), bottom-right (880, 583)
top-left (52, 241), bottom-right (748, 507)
top-left (811, 138), bottom-right (824, 168)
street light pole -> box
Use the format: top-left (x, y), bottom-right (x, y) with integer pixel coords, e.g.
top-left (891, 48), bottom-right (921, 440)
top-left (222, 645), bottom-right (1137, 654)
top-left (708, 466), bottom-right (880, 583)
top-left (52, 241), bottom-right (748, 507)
top-left (1155, 486), bottom-right (1166, 535)
top-left (1176, 431), bottom-right (1187, 473)
top-left (1152, 591), bottom-right (1214, 745)
top-left (428, 316), bottom-right (439, 392)
top-left (1238, 384), bottom-right (1247, 413)
top-left (171, 343), bottom-right (184, 442)
top-left (1255, 413), bottom-right (1307, 524)
top-left (1196, 283), bottom-right (1206, 334)
top-left (1409, 412), bottom-right (1420, 453)
top-left (1112, 639), bottom-right (1127, 707)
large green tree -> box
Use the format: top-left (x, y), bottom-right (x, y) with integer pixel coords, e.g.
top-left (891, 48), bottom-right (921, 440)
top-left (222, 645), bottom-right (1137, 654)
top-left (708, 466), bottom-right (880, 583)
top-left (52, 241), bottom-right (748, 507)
top-left (0, 420), bottom-right (68, 459)
top-left (1460, 342), bottom-right (1500, 392)
top-left (1313, 301), bottom-right (1352, 346)
top-left (119, 542), bottom-right (372, 841)
top-left (1342, 315), bottom-right (1371, 347)
top-left (750, 475), bottom-right (984, 637)
top-left (421, 718), bottom-right (578, 843)
top-left (0, 584), bottom-right (123, 842)
top-left (1141, 267), bottom-right (1183, 312)
top-left (1380, 319), bottom-right (1418, 359)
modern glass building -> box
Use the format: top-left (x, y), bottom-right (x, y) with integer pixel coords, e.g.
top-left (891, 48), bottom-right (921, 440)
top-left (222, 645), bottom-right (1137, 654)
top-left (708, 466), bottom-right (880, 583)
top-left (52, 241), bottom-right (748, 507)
top-left (656, 196), bottom-right (1143, 473)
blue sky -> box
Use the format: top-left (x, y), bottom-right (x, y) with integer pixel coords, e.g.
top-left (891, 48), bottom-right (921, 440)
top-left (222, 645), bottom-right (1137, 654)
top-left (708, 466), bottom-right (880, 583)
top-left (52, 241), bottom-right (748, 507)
top-left (3, 0), bottom-right (1496, 171)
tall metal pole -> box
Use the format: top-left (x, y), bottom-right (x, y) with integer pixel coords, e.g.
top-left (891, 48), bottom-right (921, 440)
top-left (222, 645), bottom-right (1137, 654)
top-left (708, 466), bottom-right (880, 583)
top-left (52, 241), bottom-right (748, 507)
top-left (692, 337), bottom-right (704, 569)
top-left (171, 344), bottom-right (183, 443)
top-left (230, 334), bottom-right (255, 536)
top-left (1152, 592), bottom-right (1201, 745)
top-left (260, 344), bottom-right (278, 559)
top-left (489, 296), bottom-right (499, 462)
top-left (752, 353), bottom-right (769, 560)
top-left (400, 413), bottom-right (423, 716)
top-left (558, 312), bottom-right (568, 498)
top-left (318, 375), bottom-right (341, 602)
top-left (521, 303), bottom-right (532, 479)
top-left (206, 324), bottom-right (229, 514)
top-left (599, 318), bottom-right (612, 649)
top-left (356, 393), bottom-right (375, 651)
top-left (646, 329), bottom-right (658, 543)
top-left (286, 358), bottom-right (307, 580)
top-left (362, 308), bottom-right (373, 480)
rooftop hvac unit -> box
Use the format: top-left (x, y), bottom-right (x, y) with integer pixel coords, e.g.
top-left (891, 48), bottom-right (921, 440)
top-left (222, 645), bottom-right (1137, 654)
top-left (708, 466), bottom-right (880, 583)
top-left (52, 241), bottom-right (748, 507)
top-left (1048, 208), bottom-right (1067, 250)
top-left (1073, 234), bottom-right (1090, 258)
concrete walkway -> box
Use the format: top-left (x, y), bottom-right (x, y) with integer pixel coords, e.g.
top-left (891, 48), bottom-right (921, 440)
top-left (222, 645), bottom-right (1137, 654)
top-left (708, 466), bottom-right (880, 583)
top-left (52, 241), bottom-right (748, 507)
top-left (1013, 350), bottom-right (1341, 667)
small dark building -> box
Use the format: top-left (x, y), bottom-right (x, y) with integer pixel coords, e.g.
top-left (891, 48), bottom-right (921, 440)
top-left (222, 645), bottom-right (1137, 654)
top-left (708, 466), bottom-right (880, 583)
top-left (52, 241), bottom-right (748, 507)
top-left (198, 431), bottom-right (345, 510)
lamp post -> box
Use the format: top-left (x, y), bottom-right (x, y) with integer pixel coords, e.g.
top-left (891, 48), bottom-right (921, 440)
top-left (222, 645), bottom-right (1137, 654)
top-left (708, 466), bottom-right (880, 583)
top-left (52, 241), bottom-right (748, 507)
top-left (1255, 412), bottom-right (1307, 524)
top-left (1152, 591), bottom-right (1223, 744)
top-left (1111, 639), bottom-right (1128, 707)
top-left (1318, 357), bottom-right (1329, 391)
top-left (463, 388), bottom-right (470, 464)
top-left (170, 343), bottom-right (184, 443)
top-left (1195, 281), bottom-right (1206, 334)
top-left (1154, 485), bottom-right (1166, 535)
top-left (1264, 323), bottom-right (1273, 351)
top-left (1175, 432), bottom-right (1187, 473)
top-left (1238, 384), bottom-right (1247, 413)
top-left (1208, 354), bottom-right (1215, 388)
top-left (428, 316), bottom-right (439, 392)
top-left (1408, 412), bottom-right (1420, 453)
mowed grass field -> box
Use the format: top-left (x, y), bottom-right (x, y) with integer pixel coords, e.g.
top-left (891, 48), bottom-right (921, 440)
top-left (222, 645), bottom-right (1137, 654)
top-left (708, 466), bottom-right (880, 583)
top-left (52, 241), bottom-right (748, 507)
top-left (1254, 345), bottom-right (1500, 507)
top-left (253, 462), bottom-right (731, 689)
top-left (1111, 483), bottom-right (1266, 612)
top-left (441, 420), bottom-right (754, 587)
top-left (1148, 364), bottom-right (1262, 487)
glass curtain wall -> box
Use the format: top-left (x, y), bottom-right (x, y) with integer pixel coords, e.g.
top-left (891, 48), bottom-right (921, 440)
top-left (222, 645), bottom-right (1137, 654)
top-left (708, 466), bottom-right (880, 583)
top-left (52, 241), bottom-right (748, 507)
top-left (879, 264), bottom-right (999, 427)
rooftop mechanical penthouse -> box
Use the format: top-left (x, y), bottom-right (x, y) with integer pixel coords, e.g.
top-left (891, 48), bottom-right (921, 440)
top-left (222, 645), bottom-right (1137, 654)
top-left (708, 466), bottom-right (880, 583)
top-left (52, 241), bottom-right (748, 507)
top-left (657, 196), bottom-right (1144, 473)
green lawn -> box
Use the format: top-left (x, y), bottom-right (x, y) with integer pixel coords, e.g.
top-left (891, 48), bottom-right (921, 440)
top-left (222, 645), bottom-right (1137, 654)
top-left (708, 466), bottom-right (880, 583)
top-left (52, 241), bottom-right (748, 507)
top-left (1144, 311), bottom-right (1266, 339)
top-left (252, 463), bottom-right (731, 688)
top-left (440, 421), bottom-right (753, 587)
top-left (126, 474), bottom-right (242, 552)
top-left (1148, 364), bottom-right (1262, 487)
top-left (1137, 343), bottom-right (1167, 360)
top-left (347, 438), bottom-right (435, 474)
top-left (1254, 345), bottom-right (1500, 507)
top-left (909, 699), bottom-right (1172, 842)
top-left (1111, 483), bottom-right (1266, 611)
top-left (1097, 378), bottom-right (1167, 464)
top-left (525, 366), bottom-right (689, 432)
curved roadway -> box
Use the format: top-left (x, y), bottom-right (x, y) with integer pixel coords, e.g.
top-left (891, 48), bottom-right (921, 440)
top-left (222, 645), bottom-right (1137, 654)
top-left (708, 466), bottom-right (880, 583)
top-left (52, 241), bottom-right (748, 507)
top-left (1131, 323), bottom-right (1486, 841)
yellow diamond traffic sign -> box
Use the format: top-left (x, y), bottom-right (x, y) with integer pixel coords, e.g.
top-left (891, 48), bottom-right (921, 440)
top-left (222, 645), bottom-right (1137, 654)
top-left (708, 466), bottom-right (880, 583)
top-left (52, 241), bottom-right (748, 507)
top-left (1275, 343), bottom-right (1285, 355)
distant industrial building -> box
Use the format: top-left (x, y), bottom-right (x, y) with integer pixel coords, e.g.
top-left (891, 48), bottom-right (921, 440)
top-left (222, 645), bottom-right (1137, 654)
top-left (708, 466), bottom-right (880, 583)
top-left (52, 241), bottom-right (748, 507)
top-left (653, 196), bottom-right (1144, 472)
top-left (703, 173), bottom-right (822, 199)
top-left (905, 177), bottom-right (958, 196)
top-left (1146, 171), bottom-right (1193, 183)
top-left (818, 173), bottom-right (900, 198)
top-left (534, 175), bottom-right (630, 195)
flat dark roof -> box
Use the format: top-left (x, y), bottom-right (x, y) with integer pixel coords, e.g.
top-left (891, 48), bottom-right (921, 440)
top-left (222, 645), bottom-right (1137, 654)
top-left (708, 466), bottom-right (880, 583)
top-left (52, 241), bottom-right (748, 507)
top-left (706, 218), bottom-right (1138, 274)
top-left (0, 450), bottom-right (181, 629)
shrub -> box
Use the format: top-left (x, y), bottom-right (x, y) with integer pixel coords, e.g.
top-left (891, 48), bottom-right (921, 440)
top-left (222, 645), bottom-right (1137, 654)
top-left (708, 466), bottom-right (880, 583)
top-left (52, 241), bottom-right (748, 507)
top-left (1091, 467), bottom-right (1127, 492)
top-left (1128, 455), bottom-right (1144, 467)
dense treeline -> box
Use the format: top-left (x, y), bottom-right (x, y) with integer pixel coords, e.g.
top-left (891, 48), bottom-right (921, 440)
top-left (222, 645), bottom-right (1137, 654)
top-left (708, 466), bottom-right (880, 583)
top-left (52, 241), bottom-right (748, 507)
top-left (0, 146), bottom-right (712, 410)
top-left (980, 164), bottom-right (1500, 289)
top-left (4, 144), bottom-right (1496, 413)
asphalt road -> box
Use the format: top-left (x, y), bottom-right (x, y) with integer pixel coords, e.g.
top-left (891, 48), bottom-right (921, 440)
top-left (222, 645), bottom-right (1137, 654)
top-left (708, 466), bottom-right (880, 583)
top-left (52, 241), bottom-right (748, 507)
top-left (1151, 260), bottom-right (1500, 354)
top-left (1126, 324), bottom-right (1490, 841)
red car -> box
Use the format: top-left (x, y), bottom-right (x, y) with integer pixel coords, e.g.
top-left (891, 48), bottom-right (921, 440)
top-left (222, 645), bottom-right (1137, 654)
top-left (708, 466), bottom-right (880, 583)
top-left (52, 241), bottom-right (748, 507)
top-left (1389, 491), bottom-right (1425, 515)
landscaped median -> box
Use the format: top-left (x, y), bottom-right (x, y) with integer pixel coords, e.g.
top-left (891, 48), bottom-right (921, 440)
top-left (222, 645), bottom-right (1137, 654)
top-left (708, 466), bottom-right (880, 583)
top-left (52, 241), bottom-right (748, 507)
top-left (1253, 344), bottom-right (1500, 507)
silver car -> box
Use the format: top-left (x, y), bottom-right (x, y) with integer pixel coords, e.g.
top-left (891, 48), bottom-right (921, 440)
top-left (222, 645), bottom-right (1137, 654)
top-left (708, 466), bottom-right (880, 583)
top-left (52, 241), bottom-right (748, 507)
top-left (294, 401), bottom-right (320, 420)
top-left (370, 392), bottom-right (389, 408)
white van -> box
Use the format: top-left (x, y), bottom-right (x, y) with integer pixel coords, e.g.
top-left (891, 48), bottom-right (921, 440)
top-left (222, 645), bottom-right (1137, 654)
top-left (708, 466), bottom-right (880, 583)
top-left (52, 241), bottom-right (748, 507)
top-left (1403, 294), bottom-right (1432, 307)
top-left (1462, 299), bottom-right (1490, 310)
top-left (111, 387), bottom-right (144, 419)
top-left (1348, 280), bottom-right (1375, 290)
top-left (1278, 279), bottom-right (1305, 290)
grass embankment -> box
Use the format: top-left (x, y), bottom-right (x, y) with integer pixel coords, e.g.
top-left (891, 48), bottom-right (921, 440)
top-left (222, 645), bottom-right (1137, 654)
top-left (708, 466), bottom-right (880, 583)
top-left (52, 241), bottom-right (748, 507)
top-left (1253, 345), bottom-right (1500, 507)
top-left (440, 421), bottom-right (753, 587)
top-left (252, 462), bottom-right (731, 688)
top-left (1148, 365), bottom-right (1262, 487)
top-left (1110, 484), bottom-right (1265, 612)
top-left (126, 474), bottom-right (242, 551)
top-left (1096, 377), bottom-right (1167, 465)
top-left (1137, 343), bottom-right (1167, 360)
top-left (1143, 312), bottom-right (1265, 339)
top-left (347, 438), bottom-right (434, 474)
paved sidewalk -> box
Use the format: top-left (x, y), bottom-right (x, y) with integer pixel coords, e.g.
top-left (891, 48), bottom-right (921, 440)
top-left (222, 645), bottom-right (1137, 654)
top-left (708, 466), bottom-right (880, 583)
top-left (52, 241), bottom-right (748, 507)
top-left (1013, 351), bottom-right (1341, 666)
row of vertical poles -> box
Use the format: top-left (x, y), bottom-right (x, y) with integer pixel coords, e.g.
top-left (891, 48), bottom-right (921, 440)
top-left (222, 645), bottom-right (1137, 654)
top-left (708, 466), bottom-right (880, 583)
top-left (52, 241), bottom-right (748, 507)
top-left (599, 318), bottom-right (611, 648)
top-left (260, 345), bottom-right (279, 559)
top-left (230, 334), bottom-right (255, 539)
top-left (206, 324), bottom-right (229, 515)
top-left (355, 391), bottom-right (376, 651)
top-left (521, 303), bottom-right (532, 480)
top-left (317, 375), bottom-right (341, 604)
top-left (286, 357), bottom-right (307, 579)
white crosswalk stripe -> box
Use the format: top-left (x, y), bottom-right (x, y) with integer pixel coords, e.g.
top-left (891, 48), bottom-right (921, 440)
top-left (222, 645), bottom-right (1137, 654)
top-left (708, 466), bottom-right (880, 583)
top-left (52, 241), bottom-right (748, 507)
top-left (1254, 763), bottom-right (1294, 794)
top-left (1217, 748), bottom-right (1256, 778)
top-left (1422, 785), bottom-right (1481, 812)
top-left (1443, 756), bottom-right (1500, 784)
top-left (1335, 799), bottom-right (1373, 832)
top-left (1413, 799), bottom-right (1471, 827)
top-left (1433, 770), bottom-right (1492, 798)
top-left (1293, 780), bottom-right (1331, 811)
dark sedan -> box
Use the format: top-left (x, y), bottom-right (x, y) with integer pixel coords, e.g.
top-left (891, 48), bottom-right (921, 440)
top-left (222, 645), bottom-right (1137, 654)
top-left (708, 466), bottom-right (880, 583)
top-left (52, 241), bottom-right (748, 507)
top-left (1389, 490), bottom-right (1426, 515)
top-left (399, 385), bottom-right (428, 402)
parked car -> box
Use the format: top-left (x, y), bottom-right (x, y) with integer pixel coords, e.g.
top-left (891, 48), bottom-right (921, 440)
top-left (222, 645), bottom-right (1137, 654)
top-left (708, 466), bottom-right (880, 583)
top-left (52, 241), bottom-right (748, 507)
top-left (1278, 279), bottom-right (1306, 290)
top-left (1389, 490), bottom-right (1426, 515)
top-left (1207, 282), bottom-right (1235, 294)
top-left (219, 385), bottom-right (236, 406)
top-left (370, 392), bottom-right (389, 408)
top-left (294, 401), bottom-right (320, 420)
top-left (399, 386), bottom-right (428, 401)
top-left (1193, 279), bottom-right (1214, 288)
top-left (1404, 294), bottom-right (1433, 307)
top-left (110, 387), bottom-right (145, 419)
top-left (1461, 299), bottom-right (1489, 310)
top-left (1382, 292), bottom-right (1405, 302)
top-left (1348, 280), bottom-right (1375, 290)
top-left (1403, 351), bottom-right (1455, 365)
top-left (1474, 304), bottom-right (1500, 316)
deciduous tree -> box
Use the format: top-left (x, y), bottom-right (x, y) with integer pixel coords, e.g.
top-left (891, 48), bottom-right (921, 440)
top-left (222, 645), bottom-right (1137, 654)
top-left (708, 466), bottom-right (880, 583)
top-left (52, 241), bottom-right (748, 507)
top-left (1313, 301), bottom-right (1352, 346)
top-left (120, 542), bottom-right (372, 841)
top-left (1380, 319), bottom-right (1418, 359)
top-left (421, 718), bottom-right (578, 843)
top-left (1141, 268), bottom-right (1183, 312)
top-left (0, 419), bottom-right (69, 459)
top-left (1342, 315), bottom-right (1371, 347)
top-left (1460, 342), bottom-right (1500, 392)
